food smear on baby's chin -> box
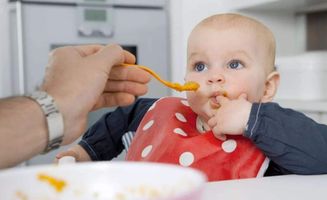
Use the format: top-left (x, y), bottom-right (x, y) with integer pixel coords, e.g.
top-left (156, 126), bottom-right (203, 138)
top-left (37, 173), bottom-right (67, 192)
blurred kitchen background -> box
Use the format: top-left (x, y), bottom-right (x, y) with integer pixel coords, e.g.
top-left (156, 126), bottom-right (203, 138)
top-left (0, 0), bottom-right (327, 165)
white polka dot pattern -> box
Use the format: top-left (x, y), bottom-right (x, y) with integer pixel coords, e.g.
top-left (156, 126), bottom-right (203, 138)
top-left (126, 97), bottom-right (267, 181)
top-left (221, 139), bottom-right (237, 153)
top-left (173, 128), bottom-right (188, 137)
top-left (142, 120), bottom-right (154, 131)
top-left (141, 145), bottom-right (153, 158)
top-left (179, 152), bottom-right (194, 167)
top-left (175, 113), bottom-right (187, 122)
top-left (181, 100), bottom-right (189, 107)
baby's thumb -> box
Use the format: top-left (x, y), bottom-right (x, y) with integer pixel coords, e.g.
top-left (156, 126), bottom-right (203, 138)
top-left (214, 132), bottom-right (227, 141)
top-left (54, 150), bottom-right (78, 163)
top-left (55, 152), bottom-right (67, 159)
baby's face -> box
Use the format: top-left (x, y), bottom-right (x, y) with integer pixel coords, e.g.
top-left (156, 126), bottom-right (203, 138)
top-left (185, 25), bottom-right (270, 122)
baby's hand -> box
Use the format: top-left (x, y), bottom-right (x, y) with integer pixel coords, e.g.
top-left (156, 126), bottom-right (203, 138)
top-left (208, 93), bottom-right (252, 140)
top-left (54, 145), bottom-right (91, 163)
top-left (54, 149), bottom-right (79, 164)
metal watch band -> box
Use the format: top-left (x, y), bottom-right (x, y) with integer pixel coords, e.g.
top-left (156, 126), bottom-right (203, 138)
top-left (28, 91), bottom-right (64, 153)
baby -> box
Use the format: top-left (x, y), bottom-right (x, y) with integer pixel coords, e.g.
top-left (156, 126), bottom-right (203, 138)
top-left (56, 13), bottom-right (327, 181)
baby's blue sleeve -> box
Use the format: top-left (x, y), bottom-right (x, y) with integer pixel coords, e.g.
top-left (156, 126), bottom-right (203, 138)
top-left (245, 102), bottom-right (327, 175)
top-left (79, 98), bottom-right (157, 161)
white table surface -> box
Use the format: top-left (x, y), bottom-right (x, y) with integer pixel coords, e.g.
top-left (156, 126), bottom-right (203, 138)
top-left (202, 174), bottom-right (327, 200)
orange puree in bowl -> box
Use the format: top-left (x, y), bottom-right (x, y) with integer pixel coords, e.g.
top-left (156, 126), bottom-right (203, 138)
top-left (37, 173), bottom-right (66, 192)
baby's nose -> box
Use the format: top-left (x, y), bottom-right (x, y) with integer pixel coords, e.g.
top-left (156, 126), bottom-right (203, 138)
top-left (207, 74), bottom-right (225, 84)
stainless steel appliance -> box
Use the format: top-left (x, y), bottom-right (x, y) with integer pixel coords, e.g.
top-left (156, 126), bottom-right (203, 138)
top-left (7, 0), bottom-right (170, 164)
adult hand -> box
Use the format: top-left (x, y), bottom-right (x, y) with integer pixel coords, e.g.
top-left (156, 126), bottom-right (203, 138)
top-left (207, 94), bottom-right (252, 140)
top-left (41, 44), bottom-right (151, 145)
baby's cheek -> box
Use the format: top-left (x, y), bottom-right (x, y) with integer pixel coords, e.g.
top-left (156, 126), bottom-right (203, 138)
top-left (187, 93), bottom-right (203, 111)
top-left (186, 92), bottom-right (197, 105)
top-left (238, 90), bottom-right (263, 102)
top-left (224, 89), bottom-right (245, 100)
top-left (184, 72), bottom-right (204, 83)
top-left (246, 84), bottom-right (266, 102)
top-left (224, 91), bottom-right (244, 102)
top-left (227, 83), bottom-right (258, 101)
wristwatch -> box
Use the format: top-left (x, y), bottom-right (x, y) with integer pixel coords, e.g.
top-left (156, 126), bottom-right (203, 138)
top-left (28, 91), bottom-right (64, 153)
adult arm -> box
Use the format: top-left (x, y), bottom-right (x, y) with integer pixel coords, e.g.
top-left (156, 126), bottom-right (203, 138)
top-left (0, 44), bottom-right (150, 168)
top-left (0, 97), bottom-right (48, 167)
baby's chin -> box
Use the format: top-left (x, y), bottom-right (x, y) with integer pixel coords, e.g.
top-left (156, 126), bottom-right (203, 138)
top-left (196, 107), bottom-right (215, 122)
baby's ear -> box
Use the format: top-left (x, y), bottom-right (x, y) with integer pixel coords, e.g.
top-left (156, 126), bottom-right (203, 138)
top-left (261, 71), bottom-right (280, 103)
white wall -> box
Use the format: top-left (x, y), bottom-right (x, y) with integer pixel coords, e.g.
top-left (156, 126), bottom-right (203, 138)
top-left (0, 0), bottom-right (11, 98)
top-left (238, 10), bottom-right (306, 57)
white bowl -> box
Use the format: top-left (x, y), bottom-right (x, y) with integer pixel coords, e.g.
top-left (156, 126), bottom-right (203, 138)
top-left (0, 161), bottom-right (206, 200)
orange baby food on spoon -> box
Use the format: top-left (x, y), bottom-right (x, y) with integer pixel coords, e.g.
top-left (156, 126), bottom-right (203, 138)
top-left (121, 64), bottom-right (199, 92)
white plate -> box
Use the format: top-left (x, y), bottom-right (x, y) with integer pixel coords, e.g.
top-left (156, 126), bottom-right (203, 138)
top-left (0, 161), bottom-right (206, 200)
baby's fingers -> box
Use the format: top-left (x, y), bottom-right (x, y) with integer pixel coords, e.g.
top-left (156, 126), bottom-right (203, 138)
top-left (207, 117), bottom-right (217, 128)
top-left (215, 133), bottom-right (227, 141)
top-left (214, 132), bottom-right (227, 141)
top-left (216, 95), bottom-right (229, 106)
top-left (211, 125), bottom-right (227, 141)
top-left (54, 150), bottom-right (78, 163)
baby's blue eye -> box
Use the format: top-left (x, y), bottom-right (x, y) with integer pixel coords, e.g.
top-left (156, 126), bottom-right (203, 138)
top-left (228, 60), bottom-right (243, 69)
top-left (194, 63), bottom-right (208, 72)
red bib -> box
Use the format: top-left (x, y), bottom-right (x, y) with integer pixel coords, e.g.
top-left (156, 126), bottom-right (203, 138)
top-left (126, 97), bottom-right (268, 181)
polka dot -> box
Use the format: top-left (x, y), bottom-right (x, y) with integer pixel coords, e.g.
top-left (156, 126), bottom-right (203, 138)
top-left (148, 102), bottom-right (156, 111)
top-left (179, 152), bottom-right (194, 167)
top-left (175, 113), bottom-right (187, 122)
top-left (141, 145), bottom-right (153, 158)
top-left (181, 100), bottom-right (189, 107)
top-left (142, 120), bottom-right (154, 131)
top-left (173, 128), bottom-right (188, 137)
top-left (221, 139), bottom-right (237, 153)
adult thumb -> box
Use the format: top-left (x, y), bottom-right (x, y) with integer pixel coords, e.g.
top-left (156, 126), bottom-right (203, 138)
top-left (86, 44), bottom-right (135, 73)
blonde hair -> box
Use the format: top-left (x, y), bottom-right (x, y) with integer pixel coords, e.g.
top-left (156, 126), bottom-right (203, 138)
top-left (194, 13), bottom-right (276, 73)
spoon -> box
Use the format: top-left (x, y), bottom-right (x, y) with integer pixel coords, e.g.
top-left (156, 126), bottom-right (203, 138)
top-left (121, 63), bottom-right (199, 92)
